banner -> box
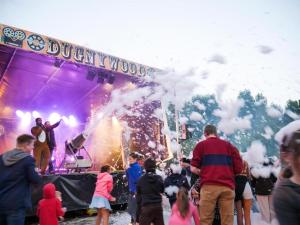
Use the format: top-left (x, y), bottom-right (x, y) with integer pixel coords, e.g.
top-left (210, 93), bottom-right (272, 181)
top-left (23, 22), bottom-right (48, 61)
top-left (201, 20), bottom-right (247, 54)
top-left (0, 24), bottom-right (156, 77)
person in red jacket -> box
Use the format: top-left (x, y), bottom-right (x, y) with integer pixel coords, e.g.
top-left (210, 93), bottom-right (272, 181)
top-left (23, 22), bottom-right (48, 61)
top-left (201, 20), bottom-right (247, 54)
top-left (191, 124), bottom-right (243, 225)
top-left (37, 183), bottom-right (65, 225)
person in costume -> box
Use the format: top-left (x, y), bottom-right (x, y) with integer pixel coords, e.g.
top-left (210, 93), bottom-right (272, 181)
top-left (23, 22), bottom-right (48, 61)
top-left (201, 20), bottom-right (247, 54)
top-left (31, 118), bottom-right (50, 174)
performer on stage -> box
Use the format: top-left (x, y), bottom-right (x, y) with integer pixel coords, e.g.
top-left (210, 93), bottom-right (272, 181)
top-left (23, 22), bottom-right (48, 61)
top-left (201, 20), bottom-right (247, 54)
top-left (31, 118), bottom-right (50, 175)
top-left (44, 119), bottom-right (62, 174)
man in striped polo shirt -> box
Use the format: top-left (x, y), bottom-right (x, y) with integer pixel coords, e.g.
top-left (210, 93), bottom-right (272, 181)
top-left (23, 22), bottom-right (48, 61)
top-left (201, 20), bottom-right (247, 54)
top-left (191, 125), bottom-right (243, 225)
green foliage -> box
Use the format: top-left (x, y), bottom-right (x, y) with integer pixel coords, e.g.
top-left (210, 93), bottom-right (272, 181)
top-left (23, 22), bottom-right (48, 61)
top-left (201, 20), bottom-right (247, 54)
top-left (166, 90), bottom-right (299, 157)
top-left (286, 100), bottom-right (300, 114)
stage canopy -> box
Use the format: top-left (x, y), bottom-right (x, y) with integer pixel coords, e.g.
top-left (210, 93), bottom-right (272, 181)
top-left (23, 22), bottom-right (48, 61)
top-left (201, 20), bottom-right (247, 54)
top-left (0, 24), bottom-right (169, 168)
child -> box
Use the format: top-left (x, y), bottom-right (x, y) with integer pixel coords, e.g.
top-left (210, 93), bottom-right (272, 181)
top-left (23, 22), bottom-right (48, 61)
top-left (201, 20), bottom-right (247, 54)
top-left (126, 152), bottom-right (142, 224)
top-left (164, 164), bottom-right (190, 207)
top-left (55, 191), bottom-right (65, 221)
top-left (89, 165), bottom-right (116, 225)
top-left (168, 187), bottom-right (200, 225)
top-left (136, 157), bottom-right (164, 225)
top-left (37, 183), bottom-right (66, 225)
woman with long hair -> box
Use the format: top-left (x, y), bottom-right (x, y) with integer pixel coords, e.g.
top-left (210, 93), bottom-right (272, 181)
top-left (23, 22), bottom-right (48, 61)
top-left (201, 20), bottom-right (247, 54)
top-left (168, 187), bottom-right (200, 225)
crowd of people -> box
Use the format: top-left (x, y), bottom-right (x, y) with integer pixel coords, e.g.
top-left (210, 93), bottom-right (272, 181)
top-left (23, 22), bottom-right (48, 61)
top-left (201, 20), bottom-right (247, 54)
top-left (0, 124), bottom-right (300, 225)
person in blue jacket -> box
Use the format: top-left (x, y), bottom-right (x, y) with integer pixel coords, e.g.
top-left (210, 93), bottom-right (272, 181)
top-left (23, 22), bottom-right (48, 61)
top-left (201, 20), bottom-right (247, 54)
top-left (126, 152), bottom-right (142, 224)
top-left (0, 134), bottom-right (42, 225)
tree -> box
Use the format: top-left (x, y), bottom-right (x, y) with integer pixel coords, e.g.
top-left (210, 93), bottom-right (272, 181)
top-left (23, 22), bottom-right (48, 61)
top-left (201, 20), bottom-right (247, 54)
top-left (286, 100), bottom-right (300, 114)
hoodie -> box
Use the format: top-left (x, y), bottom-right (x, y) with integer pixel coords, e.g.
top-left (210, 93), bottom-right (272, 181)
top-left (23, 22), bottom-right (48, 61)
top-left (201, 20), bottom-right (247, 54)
top-left (126, 162), bottom-right (142, 193)
top-left (136, 172), bottom-right (164, 206)
top-left (37, 183), bottom-right (65, 225)
top-left (2, 148), bottom-right (30, 166)
top-left (93, 172), bottom-right (114, 200)
top-left (273, 178), bottom-right (300, 225)
top-left (164, 173), bottom-right (190, 203)
top-left (0, 148), bottom-right (41, 211)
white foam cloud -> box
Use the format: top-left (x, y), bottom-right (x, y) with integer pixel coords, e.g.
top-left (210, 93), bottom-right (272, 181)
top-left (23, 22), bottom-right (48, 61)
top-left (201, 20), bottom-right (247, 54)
top-left (274, 120), bottom-right (300, 145)
top-left (194, 101), bottom-right (206, 111)
top-left (189, 112), bottom-right (203, 121)
top-left (258, 45), bottom-right (274, 54)
top-left (165, 185), bottom-right (179, 196)
top-left (244, 140), bottom-right (266, 166)
top-left (267, 107), bottom-right (282, 118)
top-left (208, 54), bottom-right (227, 64)
top-left (262, 126), bottom-right (274, 140)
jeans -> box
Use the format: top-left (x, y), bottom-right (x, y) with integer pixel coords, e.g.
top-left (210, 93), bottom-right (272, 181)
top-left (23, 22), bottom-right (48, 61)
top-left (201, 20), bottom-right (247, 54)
top-left (127, 193), bottom-right (137, 222)
top-left (0, 208), bottom-right (25, 225)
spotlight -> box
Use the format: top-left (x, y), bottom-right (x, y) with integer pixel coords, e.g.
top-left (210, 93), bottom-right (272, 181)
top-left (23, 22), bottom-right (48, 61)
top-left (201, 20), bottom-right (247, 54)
top-left (61, 133), bottom-right (93, 170)
top-left (97, 71), bottom-right (107, 84)
top-left (16, 110), bottom-right (24, 118)
top-left (112, 116), bottom-right (118, 125)
top-left (68, 115), bottom-right (78, 127)
top-left (98, 71), bottom-right (108, 79)
top-left (32, 111), bottom-right (41, 119)
top-left (107, 74), bottom-right (115, 84)
top-left (97, 76), bottom-right (104, 84)
top-left (54, 59), bottom-right (63, 68)
top-left (86, 70), bottom-right (96, 81)
top-left (48, 113), bottom-right (61, 124)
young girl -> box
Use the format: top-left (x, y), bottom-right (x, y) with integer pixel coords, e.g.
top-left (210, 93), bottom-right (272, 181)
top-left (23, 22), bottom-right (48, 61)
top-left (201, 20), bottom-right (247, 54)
top-left (37, 183), bottom-right (66, 225)
top-left (273, 130), bottom-right (300, 225)
top-left (90, 165), bottom-right (116, 225)
top-left (168, 187), bottom-right (200, 225)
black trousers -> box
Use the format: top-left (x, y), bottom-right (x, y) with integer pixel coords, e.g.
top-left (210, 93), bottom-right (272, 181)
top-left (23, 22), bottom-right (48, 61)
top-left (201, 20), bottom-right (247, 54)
top-left (139, 204), bottom-right (164, 225)
top-left (48, 147), bottom-right (54, 172)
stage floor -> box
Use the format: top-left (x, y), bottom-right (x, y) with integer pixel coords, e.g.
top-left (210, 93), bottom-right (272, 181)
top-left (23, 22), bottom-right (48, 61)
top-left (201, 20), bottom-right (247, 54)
top-left (29, 171), bottom-right (128, 216)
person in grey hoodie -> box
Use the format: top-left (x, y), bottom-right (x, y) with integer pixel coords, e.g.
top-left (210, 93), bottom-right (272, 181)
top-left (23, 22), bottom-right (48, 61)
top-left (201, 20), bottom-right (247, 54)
top-left (273, 130), bottom-right (300, 225)
top-left (0, 134), bottom-right (42, 225)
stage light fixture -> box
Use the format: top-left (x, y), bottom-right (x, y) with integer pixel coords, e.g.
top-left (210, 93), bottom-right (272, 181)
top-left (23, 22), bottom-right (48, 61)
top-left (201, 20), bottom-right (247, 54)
top-left (32, 111), bottom-right (41, 119)
top-left (86, 70), bottom-right (97, 81)
top-left (107, 74), bottom-right (115, 84)
top-left (48, 112), bottom-right (61, 124)
top-left (54, 59), bottom-right (63, 68)
top-left (16, 110), bottom-right (24, 118)
top-left (68, 115), bottom-right (78, 127)
top-left (60, 133), bottom-right (93, 171)
top-left (97, 76), bottom-right (104, 84)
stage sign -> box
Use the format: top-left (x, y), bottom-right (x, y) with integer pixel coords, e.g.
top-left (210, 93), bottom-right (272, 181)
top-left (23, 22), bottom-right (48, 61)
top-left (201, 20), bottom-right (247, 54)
top-left (0, 24), bottom-right (156, 77)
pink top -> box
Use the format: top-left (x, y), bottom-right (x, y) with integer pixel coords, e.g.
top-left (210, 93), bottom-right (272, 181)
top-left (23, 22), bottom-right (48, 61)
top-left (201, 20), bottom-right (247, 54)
top-left (168, 201), bottom-right (200, 225)
top-left (93, 172), bottom-right (113, 201)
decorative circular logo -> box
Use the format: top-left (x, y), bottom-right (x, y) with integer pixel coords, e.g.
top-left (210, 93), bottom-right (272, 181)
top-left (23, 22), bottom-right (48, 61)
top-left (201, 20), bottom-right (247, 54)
top-left (3, 27), bottom-right (14, 37)
top-left (27, 34), bottom-right (45, 51)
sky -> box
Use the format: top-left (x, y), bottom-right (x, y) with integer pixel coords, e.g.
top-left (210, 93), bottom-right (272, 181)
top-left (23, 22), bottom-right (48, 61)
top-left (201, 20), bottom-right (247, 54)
top-left (0, 0), bottom-right (300, 106)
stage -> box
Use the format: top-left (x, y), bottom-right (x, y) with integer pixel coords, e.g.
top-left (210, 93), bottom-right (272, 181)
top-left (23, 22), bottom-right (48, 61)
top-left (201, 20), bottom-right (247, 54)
top-left (0, 23), bottom-right (169, 169)
top-left (29, 171), bottom-right (128, 216)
